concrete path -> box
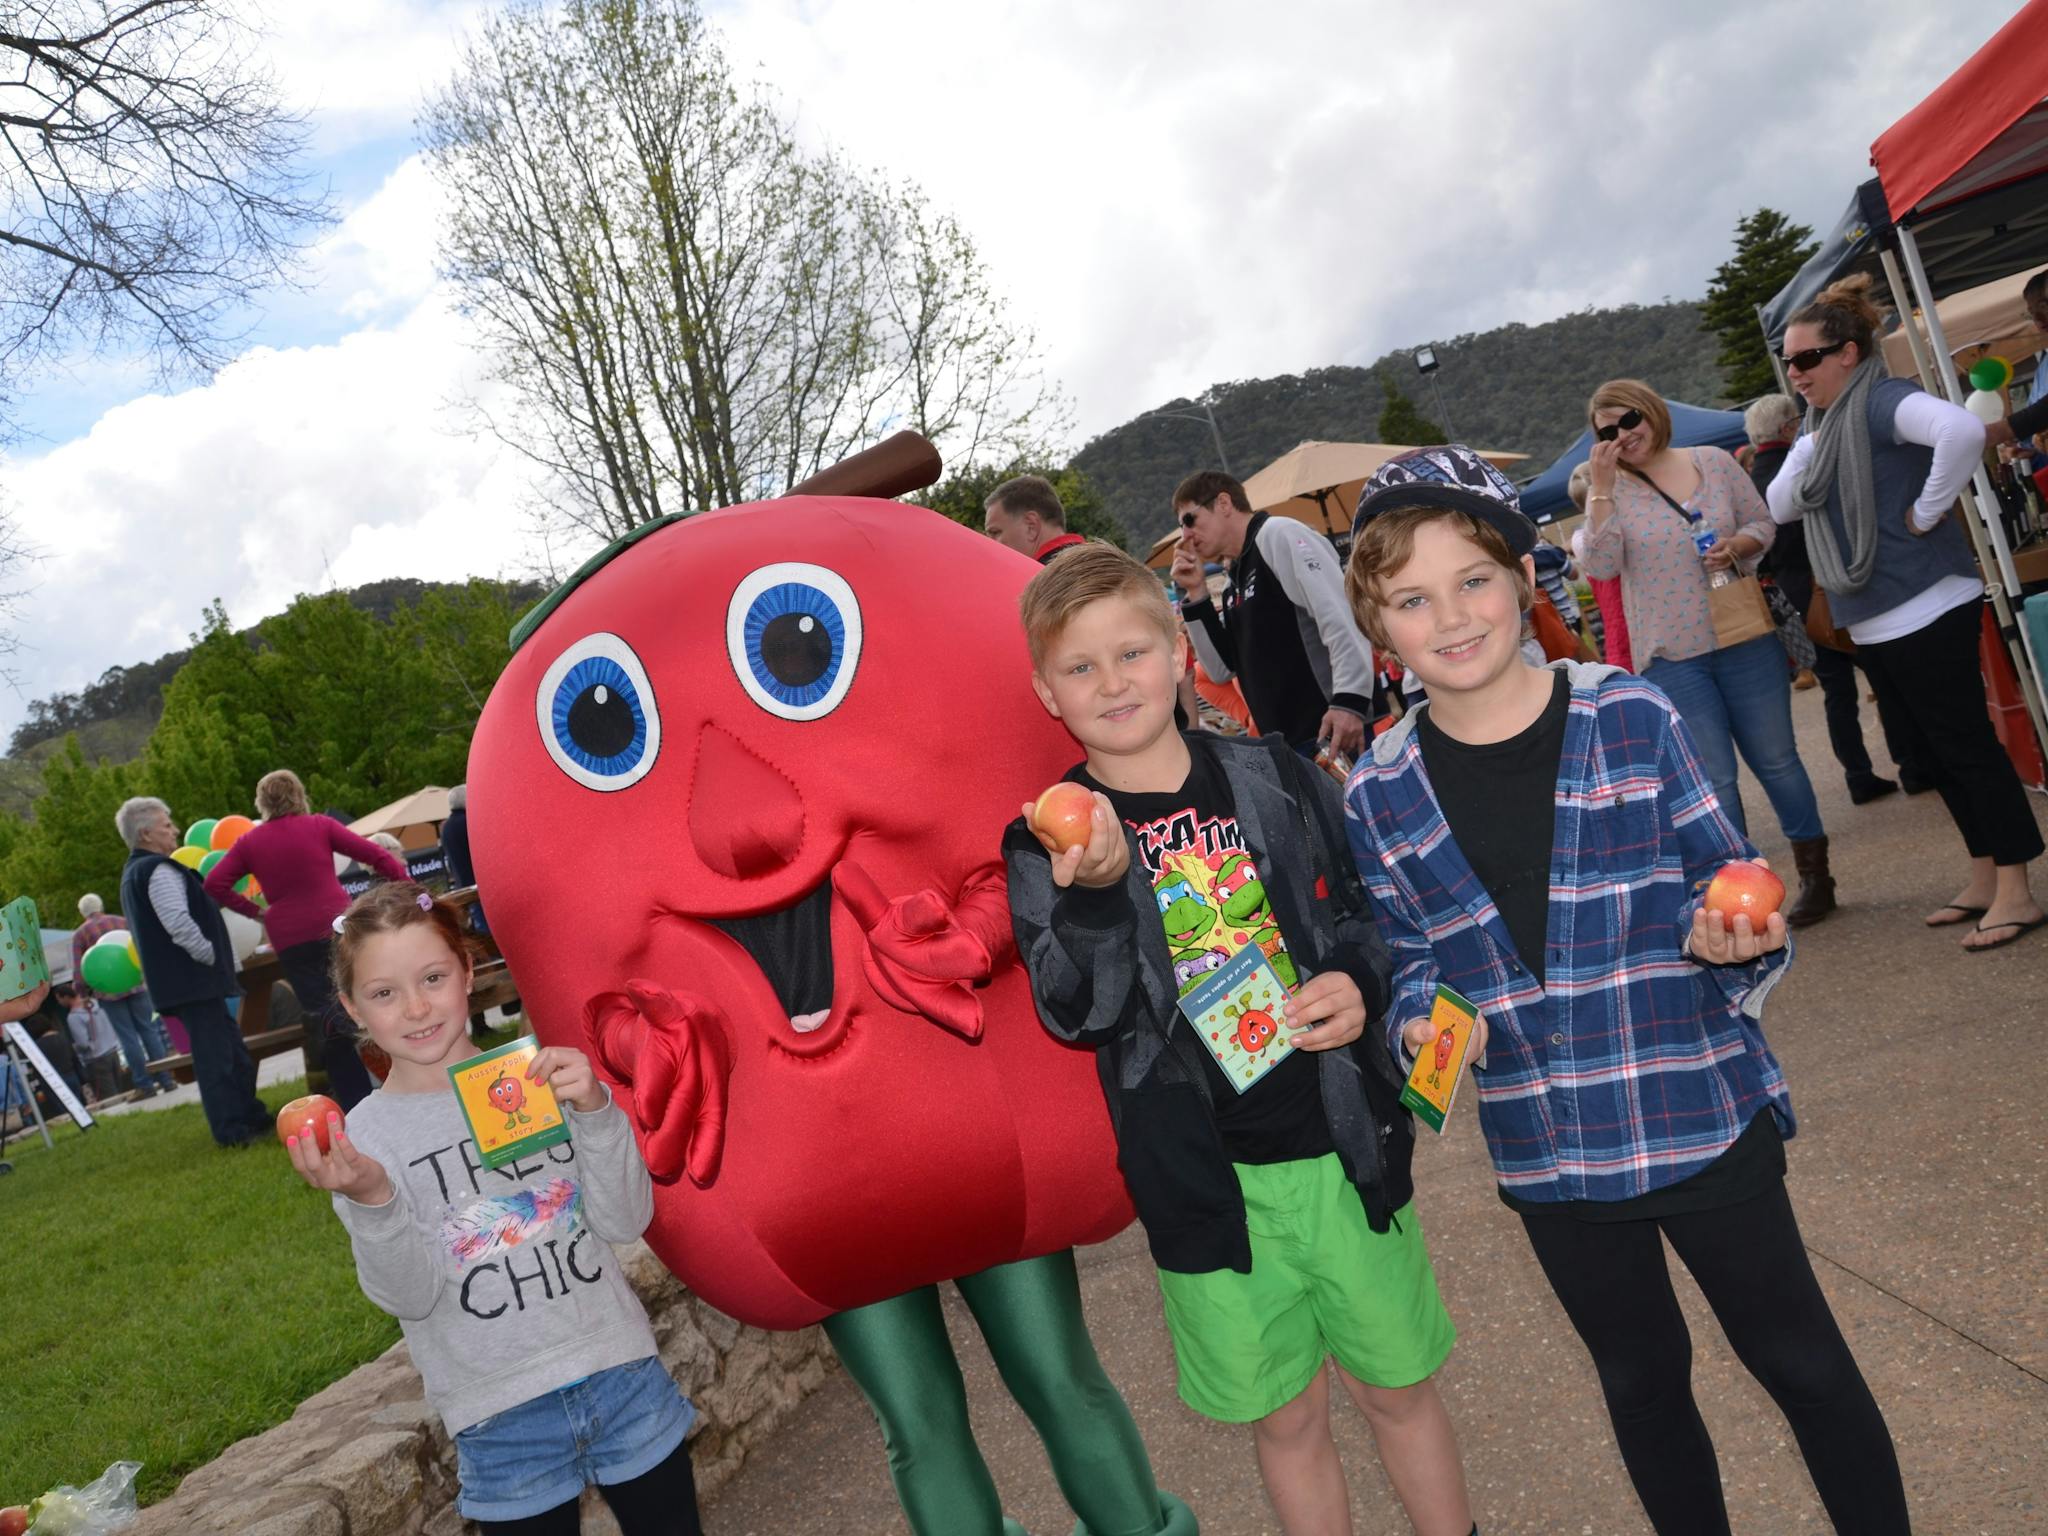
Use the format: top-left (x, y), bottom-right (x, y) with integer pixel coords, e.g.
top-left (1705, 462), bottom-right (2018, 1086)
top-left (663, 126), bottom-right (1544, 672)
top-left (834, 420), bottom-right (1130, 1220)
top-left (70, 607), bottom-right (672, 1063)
top-left (702, 685), bottom-right (2048, 1536)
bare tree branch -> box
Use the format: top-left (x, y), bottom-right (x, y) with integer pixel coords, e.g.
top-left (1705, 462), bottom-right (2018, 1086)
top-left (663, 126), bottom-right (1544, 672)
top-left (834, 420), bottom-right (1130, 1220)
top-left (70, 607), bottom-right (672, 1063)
top-left (421, 0), bottom-right (1065, 543)
top-left (0, 0), bottom-right (332, 426)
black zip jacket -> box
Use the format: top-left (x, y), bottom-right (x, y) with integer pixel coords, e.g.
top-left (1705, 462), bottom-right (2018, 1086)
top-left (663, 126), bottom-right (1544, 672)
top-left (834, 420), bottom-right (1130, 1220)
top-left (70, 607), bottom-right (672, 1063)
top-left (1003, 733), bottom-right (1412, 1275)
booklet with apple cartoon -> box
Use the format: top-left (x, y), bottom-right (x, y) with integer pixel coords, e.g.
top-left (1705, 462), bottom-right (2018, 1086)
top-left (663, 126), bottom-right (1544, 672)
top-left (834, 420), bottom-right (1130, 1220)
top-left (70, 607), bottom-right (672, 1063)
top-left (450, 1037), bottom-right (571, 1170)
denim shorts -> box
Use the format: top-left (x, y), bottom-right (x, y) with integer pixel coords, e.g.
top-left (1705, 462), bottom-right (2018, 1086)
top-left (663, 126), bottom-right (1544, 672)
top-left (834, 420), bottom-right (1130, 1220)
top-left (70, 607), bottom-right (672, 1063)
top-left (454, 1356), bottom-right (694, 1521)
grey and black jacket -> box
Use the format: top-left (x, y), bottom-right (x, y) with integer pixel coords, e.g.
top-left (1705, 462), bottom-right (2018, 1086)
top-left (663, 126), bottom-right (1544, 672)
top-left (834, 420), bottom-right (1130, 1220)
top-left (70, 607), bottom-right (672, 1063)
top-left (1003, 732), bottom-right (1412, 1275)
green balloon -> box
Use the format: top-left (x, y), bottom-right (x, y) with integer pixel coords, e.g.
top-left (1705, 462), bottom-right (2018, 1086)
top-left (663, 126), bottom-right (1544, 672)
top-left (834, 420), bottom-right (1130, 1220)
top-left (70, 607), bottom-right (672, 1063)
top-left (199, 849), bottom-right (227, 876)
top-left (81, 942), bottom-right (141, 994)
top-left (185, 818), bottom-right (220, 850)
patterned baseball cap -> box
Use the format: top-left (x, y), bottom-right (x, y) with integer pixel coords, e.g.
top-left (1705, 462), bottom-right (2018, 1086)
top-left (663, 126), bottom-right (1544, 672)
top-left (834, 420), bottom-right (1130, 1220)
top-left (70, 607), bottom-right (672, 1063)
top-left (1351, 444), bottom-right (1538, 557)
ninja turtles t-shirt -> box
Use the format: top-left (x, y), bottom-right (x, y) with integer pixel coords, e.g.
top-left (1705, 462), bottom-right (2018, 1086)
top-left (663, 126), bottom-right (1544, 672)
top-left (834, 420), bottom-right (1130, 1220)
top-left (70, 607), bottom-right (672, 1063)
top-left (1077, 747), bottom-right (1332, 1164)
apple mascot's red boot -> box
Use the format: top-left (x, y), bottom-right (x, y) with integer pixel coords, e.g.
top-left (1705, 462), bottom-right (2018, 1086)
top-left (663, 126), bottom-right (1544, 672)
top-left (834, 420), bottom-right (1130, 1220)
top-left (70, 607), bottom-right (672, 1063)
top-left (467, 437), bottom-right (1196, 1536)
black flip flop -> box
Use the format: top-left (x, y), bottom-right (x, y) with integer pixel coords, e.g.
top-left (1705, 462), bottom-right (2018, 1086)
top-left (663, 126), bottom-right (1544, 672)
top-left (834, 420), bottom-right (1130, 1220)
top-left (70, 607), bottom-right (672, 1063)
top-left (1924, 903), bottom-right (1986, 927)
top-left (1965, 915), bottom-right (2048, 953)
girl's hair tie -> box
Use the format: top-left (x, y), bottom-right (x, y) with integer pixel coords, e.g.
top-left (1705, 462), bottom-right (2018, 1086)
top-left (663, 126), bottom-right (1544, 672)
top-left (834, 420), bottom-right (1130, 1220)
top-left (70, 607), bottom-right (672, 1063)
top-left (332, 914), bottom-right (348, 935)
top-left (416, 890), bottom-right (434, 912)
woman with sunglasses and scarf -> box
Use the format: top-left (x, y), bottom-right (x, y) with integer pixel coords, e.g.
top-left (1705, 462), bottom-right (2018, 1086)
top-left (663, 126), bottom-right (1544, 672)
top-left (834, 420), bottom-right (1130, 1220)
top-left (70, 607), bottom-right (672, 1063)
top-left (1768, 276), bottom-right (2044, 954)
top-left (1579, 381), bottom-right (1837, 927)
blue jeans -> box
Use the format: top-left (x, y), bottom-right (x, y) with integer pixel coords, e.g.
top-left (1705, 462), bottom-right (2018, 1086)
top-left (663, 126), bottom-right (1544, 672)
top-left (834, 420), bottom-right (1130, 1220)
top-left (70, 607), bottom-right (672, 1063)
top-left (453, 1356), bottom-right (694, 1521)
top-left (99, 991), bottom-right (176, 1091)
top-left (1644, 634), bottom-right (1825, 843)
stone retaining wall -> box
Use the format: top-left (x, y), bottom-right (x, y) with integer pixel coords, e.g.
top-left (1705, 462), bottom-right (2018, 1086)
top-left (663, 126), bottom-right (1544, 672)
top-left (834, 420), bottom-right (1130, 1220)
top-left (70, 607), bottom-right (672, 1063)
top-left (129, 1244), bottom-right (836, 1536)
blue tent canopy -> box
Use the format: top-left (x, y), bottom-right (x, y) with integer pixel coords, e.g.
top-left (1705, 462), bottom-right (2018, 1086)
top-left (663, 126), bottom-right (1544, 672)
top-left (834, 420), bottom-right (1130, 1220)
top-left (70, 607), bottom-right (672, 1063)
top-left (1757, 179), bottom-right (1892, 349)
top-left (1520, 400), bottom-right (1753, 524)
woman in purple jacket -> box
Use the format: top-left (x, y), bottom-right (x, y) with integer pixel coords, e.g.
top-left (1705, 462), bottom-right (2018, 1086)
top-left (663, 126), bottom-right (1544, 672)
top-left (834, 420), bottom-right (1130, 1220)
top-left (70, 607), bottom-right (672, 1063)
top-left (203, 769), bottom-right (406, 1108)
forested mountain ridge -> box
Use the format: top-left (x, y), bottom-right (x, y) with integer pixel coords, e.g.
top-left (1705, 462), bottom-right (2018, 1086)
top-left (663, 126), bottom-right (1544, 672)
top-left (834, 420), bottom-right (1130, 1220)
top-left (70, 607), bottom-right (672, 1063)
top-left (1074, 300), bottom-right (1728, 546)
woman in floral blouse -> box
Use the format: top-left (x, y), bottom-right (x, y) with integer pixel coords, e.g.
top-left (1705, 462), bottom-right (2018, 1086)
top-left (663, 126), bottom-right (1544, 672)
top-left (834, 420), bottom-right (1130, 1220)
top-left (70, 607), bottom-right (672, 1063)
top-left (1578, 380), bottom-right (1835, 927)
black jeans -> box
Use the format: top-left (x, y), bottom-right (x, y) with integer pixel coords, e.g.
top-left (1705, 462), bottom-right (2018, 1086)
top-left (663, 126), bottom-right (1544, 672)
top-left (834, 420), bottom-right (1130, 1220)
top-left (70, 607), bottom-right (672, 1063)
top-left (277, 937), bottom-right (375, 1111)
top-left (1859, 598), bottom-right (2046, 867)
top-left (1520, 1179), bottom-right (1908, 1536)
top-left (476, 1440), bottom-right (701, 1536)
top-left (178, 997), bottom-right (270, 1146)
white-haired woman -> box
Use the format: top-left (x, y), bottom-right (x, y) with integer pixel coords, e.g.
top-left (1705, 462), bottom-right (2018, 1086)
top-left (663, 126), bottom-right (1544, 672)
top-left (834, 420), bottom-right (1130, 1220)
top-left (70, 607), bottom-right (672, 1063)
top-left (202, 769), bottom-right (406, 1109)
top-left (117, 796), bottom-right (272, 1146)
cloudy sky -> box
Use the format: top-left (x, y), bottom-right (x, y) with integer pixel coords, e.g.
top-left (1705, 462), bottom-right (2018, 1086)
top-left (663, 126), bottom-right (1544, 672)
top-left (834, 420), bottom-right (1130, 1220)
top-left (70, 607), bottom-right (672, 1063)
top-left (0, 0), bottom-right (2026, 740)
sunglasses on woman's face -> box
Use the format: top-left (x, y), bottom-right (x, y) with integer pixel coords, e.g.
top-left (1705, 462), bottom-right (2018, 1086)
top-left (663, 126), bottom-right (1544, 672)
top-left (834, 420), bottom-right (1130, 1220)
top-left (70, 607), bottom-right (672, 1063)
top-left (1594, 408), bottom-right (1644, 443)
top-left (1782, 340), bottom-right (1848, 372)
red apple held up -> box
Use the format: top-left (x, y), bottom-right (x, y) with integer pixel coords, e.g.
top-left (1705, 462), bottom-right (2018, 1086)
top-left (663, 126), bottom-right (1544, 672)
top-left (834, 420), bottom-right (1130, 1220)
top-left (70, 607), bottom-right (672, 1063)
top-left (277, 1093), bottom-right (345, 1154)
top-left (1703, 860), bottom-right (1785, 924)
top-left (1031, 782), bottom-right (1097, 855)
top-left (0, 1505), bottom-right (28, 1536)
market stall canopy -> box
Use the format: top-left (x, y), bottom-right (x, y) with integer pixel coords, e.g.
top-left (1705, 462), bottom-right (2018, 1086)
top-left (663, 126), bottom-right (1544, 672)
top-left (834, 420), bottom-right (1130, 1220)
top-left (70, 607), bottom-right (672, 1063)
top-left (1878, 268), bottom-right (2048, 384)
top-left (1870, 0), bottom-right (2048, 223)
top-left (1758, 180), bottom-right (1891, 348)
top-left (348, 786), bottom-right (450, 850)
top-left (1519, 402), bottom-right (1751, 525)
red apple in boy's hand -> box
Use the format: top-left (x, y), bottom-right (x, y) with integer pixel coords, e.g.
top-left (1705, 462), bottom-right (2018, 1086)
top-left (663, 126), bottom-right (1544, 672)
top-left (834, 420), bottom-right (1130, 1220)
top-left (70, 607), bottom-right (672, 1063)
top-left (277, 1093), bottom-right (344, 1153)
top-left (1703, 860), bottom-right (1785, 924)
top-left (1030, 782), bottom-right (1096, 855)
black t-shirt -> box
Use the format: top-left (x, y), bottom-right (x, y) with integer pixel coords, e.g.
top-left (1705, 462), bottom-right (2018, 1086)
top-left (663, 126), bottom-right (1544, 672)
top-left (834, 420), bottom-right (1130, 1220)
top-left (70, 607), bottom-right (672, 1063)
top-left (1417, 671), bottom-right (1569, 984)
top-left (1501, 1108), bottom-right (1787, 1221)
top-left (1077, 743), bottom-right (1332, 1164)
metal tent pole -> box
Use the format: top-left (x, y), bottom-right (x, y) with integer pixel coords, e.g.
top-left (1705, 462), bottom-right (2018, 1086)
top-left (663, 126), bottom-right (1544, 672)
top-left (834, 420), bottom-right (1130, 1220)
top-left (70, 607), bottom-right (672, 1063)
top-left (1756, 304), bottom-right (1795, 398)
top-left (1891, 226), bottom-right (2048, 769)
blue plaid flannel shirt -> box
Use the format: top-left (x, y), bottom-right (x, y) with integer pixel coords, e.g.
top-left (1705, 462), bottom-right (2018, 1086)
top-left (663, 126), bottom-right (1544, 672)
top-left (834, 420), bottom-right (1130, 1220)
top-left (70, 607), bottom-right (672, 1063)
top-left (1344, 662), bottom-right (1794, 1204)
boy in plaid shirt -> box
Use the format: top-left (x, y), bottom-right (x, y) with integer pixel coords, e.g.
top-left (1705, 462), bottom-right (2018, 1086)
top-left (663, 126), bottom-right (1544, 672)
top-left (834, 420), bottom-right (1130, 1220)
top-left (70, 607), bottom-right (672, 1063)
top-left (1339, 446), bottom-right (1908, 1536)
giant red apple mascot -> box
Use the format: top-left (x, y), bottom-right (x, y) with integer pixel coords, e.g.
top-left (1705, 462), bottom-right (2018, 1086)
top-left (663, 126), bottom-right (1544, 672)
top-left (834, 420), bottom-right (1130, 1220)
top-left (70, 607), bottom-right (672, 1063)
top-left (467, 440), bottom-right (1194, 1536)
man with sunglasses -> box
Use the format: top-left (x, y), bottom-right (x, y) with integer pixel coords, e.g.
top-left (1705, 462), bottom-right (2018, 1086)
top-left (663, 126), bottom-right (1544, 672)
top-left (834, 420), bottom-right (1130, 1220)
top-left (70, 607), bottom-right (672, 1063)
top-left (1171, 470), bottom-right (1374, 759)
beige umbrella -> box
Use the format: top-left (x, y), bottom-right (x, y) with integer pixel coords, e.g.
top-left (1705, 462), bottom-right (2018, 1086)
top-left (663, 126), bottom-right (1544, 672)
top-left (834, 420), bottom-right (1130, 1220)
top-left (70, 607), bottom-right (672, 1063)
top-left (1880, 268), bottom-right (2046, 385)
top-left (348, 786), bottom-right (452, 851)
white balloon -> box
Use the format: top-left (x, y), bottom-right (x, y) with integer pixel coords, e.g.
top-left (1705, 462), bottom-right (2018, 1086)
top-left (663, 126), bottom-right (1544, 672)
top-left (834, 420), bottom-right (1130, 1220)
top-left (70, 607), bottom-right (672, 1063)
top-left (1965, 389), bottom-right (2006, 424)
top-left (221, 908), bottom-right (267, 963)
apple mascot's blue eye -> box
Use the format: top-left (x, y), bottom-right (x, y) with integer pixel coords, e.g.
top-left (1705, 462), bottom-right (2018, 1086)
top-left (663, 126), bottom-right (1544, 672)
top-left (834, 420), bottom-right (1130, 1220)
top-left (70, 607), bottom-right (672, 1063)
top-left (534, 632), bottom-right (661, 790)
top-left (726, 563), bottom-right (863, 720)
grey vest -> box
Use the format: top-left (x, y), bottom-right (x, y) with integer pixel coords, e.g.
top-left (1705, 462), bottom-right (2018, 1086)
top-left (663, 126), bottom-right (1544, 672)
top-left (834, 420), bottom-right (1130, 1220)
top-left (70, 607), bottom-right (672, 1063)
top-left (1818, 377), bottom-right (1978, 628)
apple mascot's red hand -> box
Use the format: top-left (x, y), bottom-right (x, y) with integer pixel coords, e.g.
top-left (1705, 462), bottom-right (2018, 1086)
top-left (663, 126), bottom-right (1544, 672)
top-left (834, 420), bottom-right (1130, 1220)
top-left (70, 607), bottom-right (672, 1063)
top-left (832, 862), bottom-right (1014, 1041)
top-left (586, 980), bottom-right (732, 1188)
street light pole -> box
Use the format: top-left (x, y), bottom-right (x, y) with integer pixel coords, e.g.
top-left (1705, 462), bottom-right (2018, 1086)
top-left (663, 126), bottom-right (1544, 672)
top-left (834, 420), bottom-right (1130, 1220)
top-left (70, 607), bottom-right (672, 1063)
top-left (1412, 346), bottom-right (1456, 441)
top-left (1141, 401), bottom-right (1231, 475)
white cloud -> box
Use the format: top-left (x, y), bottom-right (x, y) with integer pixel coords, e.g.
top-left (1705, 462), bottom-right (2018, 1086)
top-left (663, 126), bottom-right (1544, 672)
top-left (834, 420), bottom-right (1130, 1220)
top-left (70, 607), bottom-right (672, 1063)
top-left (314, 154), bottom-right (448, 320)
top-left (261, 0), bottom-right (492, 153)
top-left (3, 296), bottom-right (539, 721)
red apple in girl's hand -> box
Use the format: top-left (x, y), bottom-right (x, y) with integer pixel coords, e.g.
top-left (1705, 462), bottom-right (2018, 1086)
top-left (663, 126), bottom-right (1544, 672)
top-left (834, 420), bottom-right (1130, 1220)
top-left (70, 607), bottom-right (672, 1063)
top-left (1031, 782), bottom-right (1096, 855)
top-left (1, 1505), bottom-right (29, 1536)
top-left (1703, 860), bottom-right (1785, 923)
top-left (277, 1093), bottom-right (344, 1153)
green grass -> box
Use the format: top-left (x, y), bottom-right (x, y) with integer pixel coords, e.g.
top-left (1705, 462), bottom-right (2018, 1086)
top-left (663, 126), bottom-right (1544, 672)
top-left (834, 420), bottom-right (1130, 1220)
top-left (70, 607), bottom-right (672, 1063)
top-left (0, 1079), bottom-right (401, 1506)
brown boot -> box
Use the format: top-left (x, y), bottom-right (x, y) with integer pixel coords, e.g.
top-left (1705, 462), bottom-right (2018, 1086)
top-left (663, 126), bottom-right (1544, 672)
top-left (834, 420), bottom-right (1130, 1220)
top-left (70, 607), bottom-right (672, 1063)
top-left (1785, 836), bottom-right (1836, 927)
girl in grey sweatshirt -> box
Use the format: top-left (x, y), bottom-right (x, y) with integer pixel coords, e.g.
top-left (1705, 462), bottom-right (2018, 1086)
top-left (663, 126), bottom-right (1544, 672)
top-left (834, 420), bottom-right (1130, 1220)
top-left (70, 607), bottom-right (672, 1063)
top-left (288, 882), bottom-right (701, 1534)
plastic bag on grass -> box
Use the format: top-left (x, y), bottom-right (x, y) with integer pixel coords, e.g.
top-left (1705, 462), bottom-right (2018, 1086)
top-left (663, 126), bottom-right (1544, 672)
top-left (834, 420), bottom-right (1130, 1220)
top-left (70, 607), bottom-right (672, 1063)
top-left (26, 1462), bottom-right (141, 1535)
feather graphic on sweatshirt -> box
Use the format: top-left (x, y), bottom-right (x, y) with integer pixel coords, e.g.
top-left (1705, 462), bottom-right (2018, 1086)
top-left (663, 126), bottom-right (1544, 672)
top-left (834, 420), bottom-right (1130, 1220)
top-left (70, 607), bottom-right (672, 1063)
top-left (441, 1177), bottom-right (583, 1268)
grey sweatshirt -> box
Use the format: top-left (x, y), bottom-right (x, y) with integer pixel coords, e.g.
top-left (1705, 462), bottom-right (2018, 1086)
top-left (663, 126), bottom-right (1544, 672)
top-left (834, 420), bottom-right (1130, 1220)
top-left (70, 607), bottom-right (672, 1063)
top-left (333, 1083), bottom-right (664, 1435)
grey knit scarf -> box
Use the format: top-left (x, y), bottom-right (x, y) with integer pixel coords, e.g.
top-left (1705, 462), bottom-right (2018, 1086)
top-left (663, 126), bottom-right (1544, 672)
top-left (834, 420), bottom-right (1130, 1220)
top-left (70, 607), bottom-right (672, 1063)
top-left (1788, 356), bottom-right (1884, 594)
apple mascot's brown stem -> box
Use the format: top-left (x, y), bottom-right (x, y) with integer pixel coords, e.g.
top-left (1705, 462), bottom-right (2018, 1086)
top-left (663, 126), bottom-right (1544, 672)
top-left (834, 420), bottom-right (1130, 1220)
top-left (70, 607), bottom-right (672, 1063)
top-left (789, 430), bottom-right (944, 501)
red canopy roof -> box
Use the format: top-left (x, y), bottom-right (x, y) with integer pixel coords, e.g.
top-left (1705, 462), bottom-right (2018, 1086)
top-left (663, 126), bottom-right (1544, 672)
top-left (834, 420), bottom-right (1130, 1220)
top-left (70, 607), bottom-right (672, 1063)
top-left (1870, 0), bottom-right (2048, 221)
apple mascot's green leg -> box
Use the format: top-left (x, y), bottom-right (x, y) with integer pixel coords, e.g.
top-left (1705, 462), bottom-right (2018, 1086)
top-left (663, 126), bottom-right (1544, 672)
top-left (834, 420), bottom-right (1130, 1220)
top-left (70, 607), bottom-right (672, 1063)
top-left (824, 1250), bottom-right (1197, 1536)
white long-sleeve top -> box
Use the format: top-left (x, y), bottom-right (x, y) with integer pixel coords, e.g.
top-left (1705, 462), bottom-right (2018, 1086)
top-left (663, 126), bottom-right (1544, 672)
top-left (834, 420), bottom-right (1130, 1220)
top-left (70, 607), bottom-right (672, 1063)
top-left (1766, 391), bottom-right (1987, 645)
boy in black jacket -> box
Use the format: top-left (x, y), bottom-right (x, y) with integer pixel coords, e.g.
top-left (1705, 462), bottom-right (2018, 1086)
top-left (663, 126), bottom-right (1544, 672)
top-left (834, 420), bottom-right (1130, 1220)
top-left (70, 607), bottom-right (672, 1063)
top-left (1004, 544), bottom-right (1475, 1536)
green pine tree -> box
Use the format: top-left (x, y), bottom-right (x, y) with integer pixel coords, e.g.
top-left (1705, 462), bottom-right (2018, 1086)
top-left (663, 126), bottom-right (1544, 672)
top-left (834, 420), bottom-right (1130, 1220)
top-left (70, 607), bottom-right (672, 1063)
top-left (1377, 370), bottom-right (1447, 446)
top-left (1700, 208), bottom-right (1819, 402)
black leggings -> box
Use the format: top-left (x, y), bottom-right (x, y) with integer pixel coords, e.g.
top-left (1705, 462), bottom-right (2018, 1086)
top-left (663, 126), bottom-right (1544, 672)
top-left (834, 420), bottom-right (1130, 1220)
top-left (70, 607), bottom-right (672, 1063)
top-left (1520, 1179), bottom-right (1908, 1536)
top-left (476, 1440), bottom-right (701, 1536)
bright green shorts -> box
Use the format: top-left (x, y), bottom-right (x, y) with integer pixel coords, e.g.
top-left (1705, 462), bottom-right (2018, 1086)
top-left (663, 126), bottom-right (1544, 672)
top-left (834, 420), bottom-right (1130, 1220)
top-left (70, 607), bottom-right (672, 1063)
top-left (1154, 1153), bottom-right (1455, 1423)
